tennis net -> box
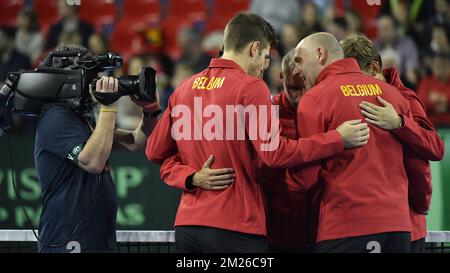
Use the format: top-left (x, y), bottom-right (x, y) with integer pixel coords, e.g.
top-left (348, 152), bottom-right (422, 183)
top-left (0, 230), bottom-right (176, 253)
top-left (0, 230), bottom-right (449, 253)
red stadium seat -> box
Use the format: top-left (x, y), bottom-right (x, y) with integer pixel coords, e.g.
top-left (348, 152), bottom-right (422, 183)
top-left (34, 0), bottom-right (60, 35)
top-left (211, 0), bottom-right (249, 19)
top-left (205, 0), bottom-right (249, 35)
top-left (335, 0), bottom-right (382, 39)
top-left (167, 0), bottom-right (207, 21)
top-left (79, 0), bottom-right (116, 32)
top-left (0, 0), bottom-right (25, 26)
top-left (161, 16), bottom-right (196, 59)
top-left (204, 15), bottom-right (229, 35)
top-left (122, 0), bottom-right (160, 24)
top-left (110, 19), bottom-right (157, 61)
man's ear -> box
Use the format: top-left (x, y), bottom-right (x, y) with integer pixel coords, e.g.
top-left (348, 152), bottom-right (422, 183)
top-left (317, 47), bottom-right (328, 65)
top-left (250, 41), bottom-right (260, 57)
top-left (369, 61), bottom-right (381, 77)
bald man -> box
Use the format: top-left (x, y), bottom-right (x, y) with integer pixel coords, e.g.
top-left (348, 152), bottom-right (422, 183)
top-left (288, 32), bottom-right (414, 253)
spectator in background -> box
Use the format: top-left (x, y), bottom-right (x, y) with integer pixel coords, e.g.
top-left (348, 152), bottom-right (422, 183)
top-left (88, 33), bottom-right (109, 56)
top-left (345, 10), bottom-right (363, 35)
top-left (202, 31), bottom-right (224, 58)
top-left (14, 7), bottom-right (44, 64)
top-left (391, 0), bottom-right (425, 50)
top-left (417, 53), bottom-right (450, 126)
top-left (381, 0), bottom-right (434, 26)
top-left (431, 0), bottom-right (450, 26)
top-left (430, 23), bottom-right (450, 55)
top-left (46, 0), bottom-right (94, 50)
top-left (178, 27), bottom-right (211, 73)
top-left (250, 0), bottom-right (300, 33)
top-left (325, 17), bottom-right (349, 41)
top-left (171, 62), bottom-right (194, 89)
top-left (280, 23), bottom-right (300, 55)
top-left (146, 53), bottom-right (173, 112)
top-left (376, 15), bottom-right (419, 88)
top-left (267, 57), bottom-right (282, 93)
top-left (321, 3), bottom-right (336, 28)
top-left (298, 2), bottom-right (324, 39)
top-left (421, 23), bottom-right (450, 78)
top-left (0, 26), bottom-right (31, 82)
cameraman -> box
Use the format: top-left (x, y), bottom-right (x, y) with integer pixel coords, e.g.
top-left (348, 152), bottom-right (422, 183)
top-left (34, 45), bottom-right (159, 253)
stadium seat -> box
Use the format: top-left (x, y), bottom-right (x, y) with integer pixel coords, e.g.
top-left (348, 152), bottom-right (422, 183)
top-left (205, 0), bottom-right (249, 35)
top-left (34, 0), bottom-right (60, 35)
top-left (167, 0), bottom-right (207, 21)
top-left (335, 0), bottom-right (381, 39)
top-left (79, 0), bottom-right (117, 32)
top-left (210, 0), bottom-right (249, 20)
top-left (122, 0), bottom-right (160, 24)
top-left (161, 16), bottom-right (197, 59)
top-left (0, 0), bottom-right (25, 26)
top-left (204, 15), bottom-right (229, 35)
top-left (110, 19), bottom-right (158, 61)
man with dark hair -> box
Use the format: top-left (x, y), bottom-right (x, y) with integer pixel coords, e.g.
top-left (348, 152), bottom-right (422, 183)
top-left (146, 13), bottom-right (369, 253)
top-left (341, 34), bottom-right (445, 253)
top-left (35, 44), bottom-right (160, 253)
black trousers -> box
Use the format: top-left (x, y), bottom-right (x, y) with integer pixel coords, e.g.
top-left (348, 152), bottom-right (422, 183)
top-left (175, 226), bottom-right (267, 253)
top-left (314, 232), bottom-right (411, 253)
top-left (268, 245), bottom-right (312, 253)
top-left (411, 238), bottom-right (426, 253)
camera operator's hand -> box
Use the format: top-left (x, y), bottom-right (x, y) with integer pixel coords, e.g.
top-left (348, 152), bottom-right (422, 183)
top-left (95, 76), bottom-right (119, 109)
top-left (131, 91), bottom-right (161, 116)
top-left (78, 76), bottom-right (119, 174)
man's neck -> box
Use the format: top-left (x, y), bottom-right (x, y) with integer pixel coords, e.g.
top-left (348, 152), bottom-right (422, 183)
top-left (221, 51), bottom-right (249, 74)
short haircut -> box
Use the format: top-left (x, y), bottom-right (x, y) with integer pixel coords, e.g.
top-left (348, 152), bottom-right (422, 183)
top-left (223, 12), bottom-right (277, 53)
top-left (340, 34), bottom-right (381, 70)
top-left (303, 32), bottom-right (345, 59)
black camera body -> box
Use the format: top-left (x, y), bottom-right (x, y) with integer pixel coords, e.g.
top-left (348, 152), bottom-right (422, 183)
top-left (10, 68), bottom-right (85, 115)
top-left (0, 51), bottom-right (157, 128)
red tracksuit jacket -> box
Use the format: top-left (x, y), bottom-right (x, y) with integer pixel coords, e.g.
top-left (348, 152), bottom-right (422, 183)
top-left (382, 67), bottom-right (445, 241)
top-left (290, 58), bottom-right (414, 242)
top-left (146, 58), bottom-right (344, 235)
top-left (260, 92), bottom-right (310, 249)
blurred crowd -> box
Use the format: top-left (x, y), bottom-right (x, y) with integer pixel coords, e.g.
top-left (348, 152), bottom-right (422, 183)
top-left (1, 0), bottom-right (450, 133)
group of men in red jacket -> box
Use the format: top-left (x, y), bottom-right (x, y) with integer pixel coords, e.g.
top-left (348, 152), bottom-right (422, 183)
top-left (146, 12), bottom-right (445, 253)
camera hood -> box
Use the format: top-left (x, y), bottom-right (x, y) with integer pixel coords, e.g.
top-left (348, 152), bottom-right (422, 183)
top-left (14, 68), bottom-right (84, 114)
